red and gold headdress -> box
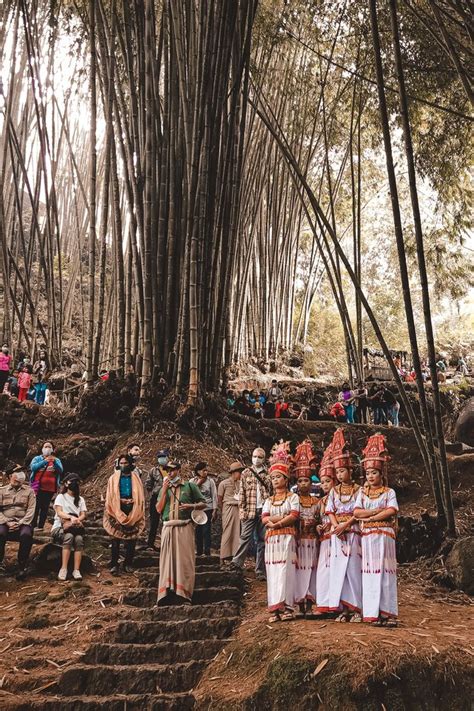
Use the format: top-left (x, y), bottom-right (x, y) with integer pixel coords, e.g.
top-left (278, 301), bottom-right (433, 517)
top-left (269, 440), bottom-right (292, 479)
top-left (331, 428), bottom-right (355, 470)
top-left (292, 439), bottom-right (319, 479)
top-left (319, 441), bottom-right (335, 480)
top-left (362, 433), bottom-right (390, 482)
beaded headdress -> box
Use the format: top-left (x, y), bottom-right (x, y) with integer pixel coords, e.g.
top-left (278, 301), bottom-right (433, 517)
top-left (293, 439), bottom-right (319, 479)
top-left (319, 441), bottom-right (335, 480)
top-left (362, 433), bottom-right (390, 483)
top-left (269, 440), bottom-right (292, 479)
top-left (331, 428), bottom-right (355, 470)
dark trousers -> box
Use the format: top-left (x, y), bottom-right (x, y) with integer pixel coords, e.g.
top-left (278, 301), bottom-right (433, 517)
top-left (148, 493), bottom-right (161, 546)
top-left (110, 538), bottom-right (136, 567)
top-left (0, 524), bottom-right (33, 566)
top-left (356, 403), bottom-right (369, 424)
top-left (32, 491), bottom-right (55, 528)
top-left (195, 511), bottom-right (212, 555)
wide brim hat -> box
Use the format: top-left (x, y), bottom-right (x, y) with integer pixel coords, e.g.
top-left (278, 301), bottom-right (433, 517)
top-left (229, 461), bottom-right (245, 473)
top-left (167, 461), bottom-right (181, 470)
top-left (331, 428), bottom-right (355, 470)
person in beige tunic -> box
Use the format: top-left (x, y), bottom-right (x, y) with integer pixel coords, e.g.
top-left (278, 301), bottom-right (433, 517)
top-left (218, 462), bottom-right (244, 566)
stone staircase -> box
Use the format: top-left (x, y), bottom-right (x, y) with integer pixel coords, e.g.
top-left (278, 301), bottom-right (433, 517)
top-left (7, 516), bottom-right (244, 710)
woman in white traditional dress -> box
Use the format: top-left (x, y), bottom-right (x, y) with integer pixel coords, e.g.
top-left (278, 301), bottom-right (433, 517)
top-left (293, 440), bottom-right (319, 618)
top-left (262, 460), bottom-right (300, 623)
top-left (325, 428), bottom-right (362, 622)
top-left (294, 472), bottom-right (319, 617)
top-left (354, 433), bottom-right (398, 627)
top-left (315, 443), bottom-right (335, 615)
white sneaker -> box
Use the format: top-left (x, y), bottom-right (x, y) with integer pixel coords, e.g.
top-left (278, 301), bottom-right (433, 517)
top-left (58, 568), bottom-right (68, 581)
top-left (72, 570), bottom-right (82, 580)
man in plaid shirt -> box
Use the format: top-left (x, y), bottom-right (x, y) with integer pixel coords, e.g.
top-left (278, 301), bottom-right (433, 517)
top-left (230, 448), bottom-right (271, 580)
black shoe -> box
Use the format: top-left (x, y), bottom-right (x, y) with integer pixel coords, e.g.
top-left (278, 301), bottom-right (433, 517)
top-left (0, 562), bottom-right (7, 575)
top-left (110, 565), bottom-right (120, 576)
top-left (256, 572), bottom-right (266, 581)
top-left (16, 567), bottom-right (28, 581)
top-left (122, 564), bottom-right (133, 573)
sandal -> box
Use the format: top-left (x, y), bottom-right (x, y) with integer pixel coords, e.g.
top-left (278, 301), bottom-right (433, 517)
top-left (281, 608), bottom-right (295, 621)
top-left (383, 618), bottom-right (398, 628)
top-left (268, 613), bottom-right (281, 623)
top-left (335, 612), bottom-right (349, 623)
top-left (350, 612), bottom-right (362, 623)
top-left (371, 618), bottom-right (385, 627)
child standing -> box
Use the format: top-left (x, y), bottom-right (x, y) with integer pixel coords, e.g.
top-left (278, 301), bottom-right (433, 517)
top-left (325, 428), bottom-right (362, 622)
top-left (315, 444), bottom-right (335, 614)
top-left (294, 472), bottom-right (319, 617)
top-left (354, 434), bottom-right (399, 627)
top-left (293, 439), bottom-right (320, 617)
top-left (18, 367), bottom-right (32, 402)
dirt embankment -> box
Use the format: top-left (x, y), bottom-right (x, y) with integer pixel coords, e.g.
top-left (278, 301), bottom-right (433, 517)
top-left (195, 567), bottom-right (474, 710)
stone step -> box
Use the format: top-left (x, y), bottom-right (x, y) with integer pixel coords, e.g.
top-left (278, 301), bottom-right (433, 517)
top-left (58, 662), bottom-right (204, 696)
top-left (3, 693), bottom-right (194, 710)
top-left (130, 600), bottom-right (240, 621)
top-left (84, 639), bottom-right (227, 665)
top-left (123, 585), bottom-right (242, 608)
top-left (136, 569), bottom-right (243, 589)
top-left (116, 617), bottom-right (239, 644)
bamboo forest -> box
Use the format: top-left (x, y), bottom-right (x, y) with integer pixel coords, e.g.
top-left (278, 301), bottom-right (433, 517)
top-left (0, 1), bottom-right (473, 709)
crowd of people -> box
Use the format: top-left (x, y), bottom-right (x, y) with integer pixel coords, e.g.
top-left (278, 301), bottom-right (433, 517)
top-left (228, 379), bottom-right (402, 427)
top-left (0, 430), bottom-right (399, 628)
top-left (0, 344), bottom-right (51, 405)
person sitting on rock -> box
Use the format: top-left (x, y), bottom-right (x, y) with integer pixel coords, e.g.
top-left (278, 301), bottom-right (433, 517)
top-left (30, 441), bottom-right (64, 530)
top-left (0, 471), bottom-right (36, 580)
top-left (104, 454), bottom-right (145, 576)
top-left (52, 474), bottom-right (87, 581)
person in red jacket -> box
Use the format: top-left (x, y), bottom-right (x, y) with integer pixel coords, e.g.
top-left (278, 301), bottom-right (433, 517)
top-left (30, 442), bottom-right (64, 529)
top-left (330, 401), bottom-right (346, 423)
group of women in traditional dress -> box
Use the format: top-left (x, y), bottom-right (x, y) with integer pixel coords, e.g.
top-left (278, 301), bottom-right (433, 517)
top-left (262, 429), bottom-right (399, 627)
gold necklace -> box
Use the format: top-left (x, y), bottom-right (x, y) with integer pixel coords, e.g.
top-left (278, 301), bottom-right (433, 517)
top-left (272, 491), bottom-right (289, 506)
top-left (337, 483), bottom-right (356, 502)
top-left (299, 494), bottom-right (314, 508)
top-left (367, 486), bottom-right (386, 499)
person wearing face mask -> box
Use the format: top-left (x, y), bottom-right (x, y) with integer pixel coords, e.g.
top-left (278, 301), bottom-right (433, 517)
top-left (52, 474), bottom-right (87, 581)
top-left (0, 344), bottom-right (12, 393)
top-left (156, 461), bottom-right (206, 604)
top-left (30, 441), bottom-right (64, 530)
top-left (229, 447), bottom-right (271, 580)
top-left (104, 454), bottom-right (145, 575)
top-left (145, 449), bottom-right (170, 550)
top-left (0, 471), bottom-right (36, 580)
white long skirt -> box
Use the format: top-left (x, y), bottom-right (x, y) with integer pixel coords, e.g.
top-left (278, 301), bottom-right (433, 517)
top-left (265, 533), bottom-right (297, 612)
top-left (295, 537), bottom-right (318, 603)
top-left (327, 530), bottom-right (362, 612)
top-left (361, 530), bottom-right (398, 621)
top-left (316, 535), bottom-right (331, 612)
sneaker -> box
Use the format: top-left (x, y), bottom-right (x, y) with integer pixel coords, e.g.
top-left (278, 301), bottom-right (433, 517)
top-left (58, 567), bottom-right (68, 581)
top-left (122, 564), bottom-right (133, 574)
top-left (72, 570), bottom-right (82, 580)
top-left (0, 563), bottom-right (7, 575)
top-left (110, 566), bottom-right (120, 576)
